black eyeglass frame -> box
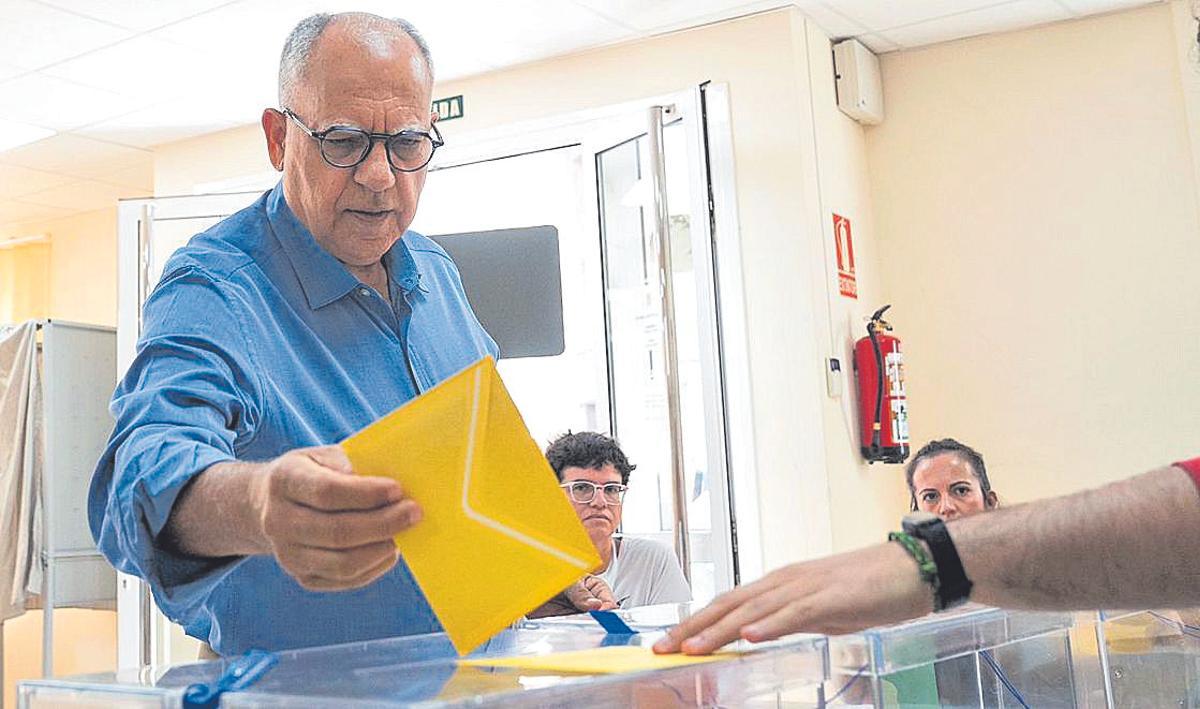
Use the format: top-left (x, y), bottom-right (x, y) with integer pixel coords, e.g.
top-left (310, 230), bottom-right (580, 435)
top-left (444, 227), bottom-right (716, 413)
top-left (281, 108), bottom-right (444, 172)
top-left (559, 481), bottom-right (629, 506)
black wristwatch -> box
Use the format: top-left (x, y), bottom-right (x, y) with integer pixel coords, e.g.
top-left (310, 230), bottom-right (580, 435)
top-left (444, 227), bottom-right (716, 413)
top-left (901, 512), bottom-right (973, 611)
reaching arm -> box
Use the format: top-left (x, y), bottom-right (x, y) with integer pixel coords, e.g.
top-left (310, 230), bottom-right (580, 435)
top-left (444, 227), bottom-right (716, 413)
top-left (655, 463), bottom-right (1200, 655)
top-left (164, 445), bottom-right (423, 591)
top-left (960, 464), bottom-right (1200, 610)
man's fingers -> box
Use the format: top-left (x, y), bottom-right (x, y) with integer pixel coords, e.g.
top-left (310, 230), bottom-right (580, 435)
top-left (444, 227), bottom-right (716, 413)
top-left (277, 454), bottom-right (403, 511)
top-left (307, 445), bottom-right (354, 474)
top-left (653, 583), bottom-right (760, 653)
top-left (279, 499), bottom-right (422, 549)
top-left (675, 583), bottom-right (802, 655)
top-left (290, 544), bottom-right (403, 592)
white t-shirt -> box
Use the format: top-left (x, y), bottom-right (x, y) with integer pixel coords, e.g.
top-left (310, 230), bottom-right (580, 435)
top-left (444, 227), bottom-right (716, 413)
top-left (595, 535), bottom-right (691, 609)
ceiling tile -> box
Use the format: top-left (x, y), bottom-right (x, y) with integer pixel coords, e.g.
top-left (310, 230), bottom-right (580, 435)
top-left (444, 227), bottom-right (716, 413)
top-left (0, 63), bottom-right (27, 82)
top-left (15, 178), bottom-right (145, 212)
top-left (449, 1), bottom-right (633, 68)
top-left (856, 33), bottom-right (903, 54)
top-left (75, 95), bottom-right (242, 149)
top-left (0, 133), bottom-right (151, 181)
top-left (1054, 0), bottom-right (1156, 15)
top-left (823, 0), bottom-right (1013, 32)
top-left (880, 0), bottom-right (1072, 49)
top-left (41, 36), bottom-right (208, 100)
top-left (0, 198), bottom-right (75, 225)
top-left (34, 0), bottom-right (238, 32)
top-left (93, 162), bottom-right (154, 192)
top-left (571, 0), bottom-right (787, 33)
top-left (0, 73), bottom-right (144, 131)
top-left (0, 164), bottom-right (76, 199)
top-left (792, 0), bottom-right (871, 38)
top-left (0, 0), bottom-right (130, 70)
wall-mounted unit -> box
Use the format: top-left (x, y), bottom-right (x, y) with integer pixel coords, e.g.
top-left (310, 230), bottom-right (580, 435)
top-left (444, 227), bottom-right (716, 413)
top-left (833, 39), bottom-right (884, 125)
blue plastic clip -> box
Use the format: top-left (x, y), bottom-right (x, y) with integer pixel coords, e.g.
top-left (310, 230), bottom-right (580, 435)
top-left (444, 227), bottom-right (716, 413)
top-left (183, 649), bottom-right (278, 708)
top-left (590, 610), bottom-right (637, 635)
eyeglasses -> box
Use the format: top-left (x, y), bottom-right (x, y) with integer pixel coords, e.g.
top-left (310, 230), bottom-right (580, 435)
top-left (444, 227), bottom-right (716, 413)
top-left (281, 108), bottom-right (444, 172)
top-left (559, 481), bottom-right (628, 506)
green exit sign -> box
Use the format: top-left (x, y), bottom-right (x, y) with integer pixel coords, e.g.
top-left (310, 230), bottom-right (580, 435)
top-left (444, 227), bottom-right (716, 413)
top-left (433, 95), bottom-right (464, 122)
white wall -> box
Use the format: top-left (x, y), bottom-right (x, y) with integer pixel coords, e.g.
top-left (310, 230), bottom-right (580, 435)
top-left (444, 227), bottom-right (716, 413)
top-left (868, 3), bottom-right (1200, 505)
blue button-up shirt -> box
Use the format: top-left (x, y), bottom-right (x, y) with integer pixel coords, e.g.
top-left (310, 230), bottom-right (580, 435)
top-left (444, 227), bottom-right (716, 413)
top-left (89, 183), bottom-right (497, 655)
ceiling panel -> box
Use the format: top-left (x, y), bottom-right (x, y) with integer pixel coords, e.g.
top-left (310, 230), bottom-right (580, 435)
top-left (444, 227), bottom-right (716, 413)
top-left (0, 133), bottom-right (152, 180)
top-left (75, 94), bottom-right (242, 149)
top-left (0, 73), bottom-right (143, 132)
top-left (0, 198), bottom-right (74, 225)
top-left (856, 32), bottom-right (903, 54)
top-left (880, 0), bottom-right (1072, 49)
top-left (34, 0), bottom-right (238, 32)
top-left (447, 1), bottom-right (633, 68)
top-left (0, 0), bottom-right (130, 70)
top-left (41, 35), bottom-right (207, 100)
top-left (824, 0), bottom-right (1015, 32)
top-left (791, 1), bottom-right (868, 38)
top-left (0, 62), bottom-right (27, 82)
top-left (94, 162), bottom-right (155, 193)
top-left (571, 0), bottom-right (785, 33)
top-left (0, 164), bottom-right (77, 198)
top-left (14, 177), bottom-right (146, 211)
top-left (1054, 0), bottom-right (1156, 14)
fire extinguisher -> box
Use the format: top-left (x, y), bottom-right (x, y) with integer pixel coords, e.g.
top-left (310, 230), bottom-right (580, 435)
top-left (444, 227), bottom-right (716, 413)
top-left (854, 305), bottom-right (910, 464)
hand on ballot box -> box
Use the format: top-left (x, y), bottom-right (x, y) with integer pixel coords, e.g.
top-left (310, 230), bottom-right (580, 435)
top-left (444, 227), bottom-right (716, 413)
top-left (528, 574), bottom-right (618, 618)
top-left (253, 444), bottom-right (419, 592)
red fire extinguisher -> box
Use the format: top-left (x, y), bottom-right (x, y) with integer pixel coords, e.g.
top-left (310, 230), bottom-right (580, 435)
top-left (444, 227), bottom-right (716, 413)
top-left (854, 305), bottom-right (910, 464)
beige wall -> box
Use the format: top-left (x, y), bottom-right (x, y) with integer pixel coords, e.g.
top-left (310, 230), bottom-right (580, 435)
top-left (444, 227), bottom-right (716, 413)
top-left (3, 610), bottom-right (117, 708)
top-left (797, 19), bottom-right (911, 552)
top-left (0, 243), bottom-right (50, 323)
top-left (47, 209), bottom-right (118, 327)
top-left (868, 3), bottom-right (1200, 505)
top-left (0, 209), bottom-right (118, 327)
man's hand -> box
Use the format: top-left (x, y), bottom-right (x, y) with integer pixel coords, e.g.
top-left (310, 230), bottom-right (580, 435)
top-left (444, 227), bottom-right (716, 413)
top-left (252, 445), bottom-right (421, 591)
top-left (528, 575), bottom-right (618, 618)
top-left (654, 542), bottom-right (931, 655)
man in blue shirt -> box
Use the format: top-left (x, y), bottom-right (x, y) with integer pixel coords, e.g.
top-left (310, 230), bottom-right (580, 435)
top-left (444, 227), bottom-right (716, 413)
top-left (89, 12), bottom-right (607, 657)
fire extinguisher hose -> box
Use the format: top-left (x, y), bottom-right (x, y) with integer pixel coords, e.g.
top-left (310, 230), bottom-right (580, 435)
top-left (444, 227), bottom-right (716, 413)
top-left (867, 304), bottom-right (891, 454)
top-left (869, 324), bottom-right (884, 453)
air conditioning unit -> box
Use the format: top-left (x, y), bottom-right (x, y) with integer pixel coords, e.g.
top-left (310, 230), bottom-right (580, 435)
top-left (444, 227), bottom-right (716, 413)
top-left (833, 39), bottom-right (884, 125)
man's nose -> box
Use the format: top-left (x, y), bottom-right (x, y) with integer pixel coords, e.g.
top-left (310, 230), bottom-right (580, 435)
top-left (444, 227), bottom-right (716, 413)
top-left (353, 140), bottom-right (396, 192)
top-left (588, 491), bottom-right (608, 509)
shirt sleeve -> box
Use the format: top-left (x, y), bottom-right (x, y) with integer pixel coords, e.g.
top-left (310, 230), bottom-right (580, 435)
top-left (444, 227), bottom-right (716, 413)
top-left (88, 266), bottom-right (263, 623)
top-left (1175, 457), bottom-right (1200, 492)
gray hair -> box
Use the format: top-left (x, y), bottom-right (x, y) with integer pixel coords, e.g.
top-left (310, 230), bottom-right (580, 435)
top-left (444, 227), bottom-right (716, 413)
top-left (278, 12), bottom-right (434, 107)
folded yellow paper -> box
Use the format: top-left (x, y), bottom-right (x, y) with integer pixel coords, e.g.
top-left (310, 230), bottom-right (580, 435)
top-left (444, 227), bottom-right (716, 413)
top-left (460, 645), bottom-right (737, 674)
top-left (342, 356), bottom-right (601, 655)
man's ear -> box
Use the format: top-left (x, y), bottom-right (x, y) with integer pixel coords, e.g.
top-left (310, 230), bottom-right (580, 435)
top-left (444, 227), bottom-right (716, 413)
top-left (263, 108), bottom-right (287, 172)
top-left (429, 110), bottom-right (439, 127)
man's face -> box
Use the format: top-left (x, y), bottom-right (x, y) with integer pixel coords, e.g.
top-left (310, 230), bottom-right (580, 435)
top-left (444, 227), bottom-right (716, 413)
top-left (560, 464), bottom-right (624, 542)
top-left (267, 25), bottom-right (435, 267)
top-left (912, 453), bottom-right (992, 520)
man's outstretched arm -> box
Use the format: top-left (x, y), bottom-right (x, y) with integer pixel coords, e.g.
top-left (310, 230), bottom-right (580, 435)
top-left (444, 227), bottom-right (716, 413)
top-left (655, 463), bottom-right (1200, 655)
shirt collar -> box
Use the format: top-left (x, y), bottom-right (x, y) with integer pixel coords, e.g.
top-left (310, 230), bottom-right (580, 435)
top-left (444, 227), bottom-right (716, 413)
top-left (266, 182), bottom-right (424, 309)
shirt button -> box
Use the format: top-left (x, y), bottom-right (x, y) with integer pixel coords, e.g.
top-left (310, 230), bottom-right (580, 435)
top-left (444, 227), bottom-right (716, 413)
top-left (358, 287), bottom-right (371, 297)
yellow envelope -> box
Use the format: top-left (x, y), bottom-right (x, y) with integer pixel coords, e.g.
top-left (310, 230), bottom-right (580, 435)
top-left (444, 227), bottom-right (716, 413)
top-left (459, 645), bottom-right (737, 674)
top-left (342, 356), bottom-right (601, 654)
